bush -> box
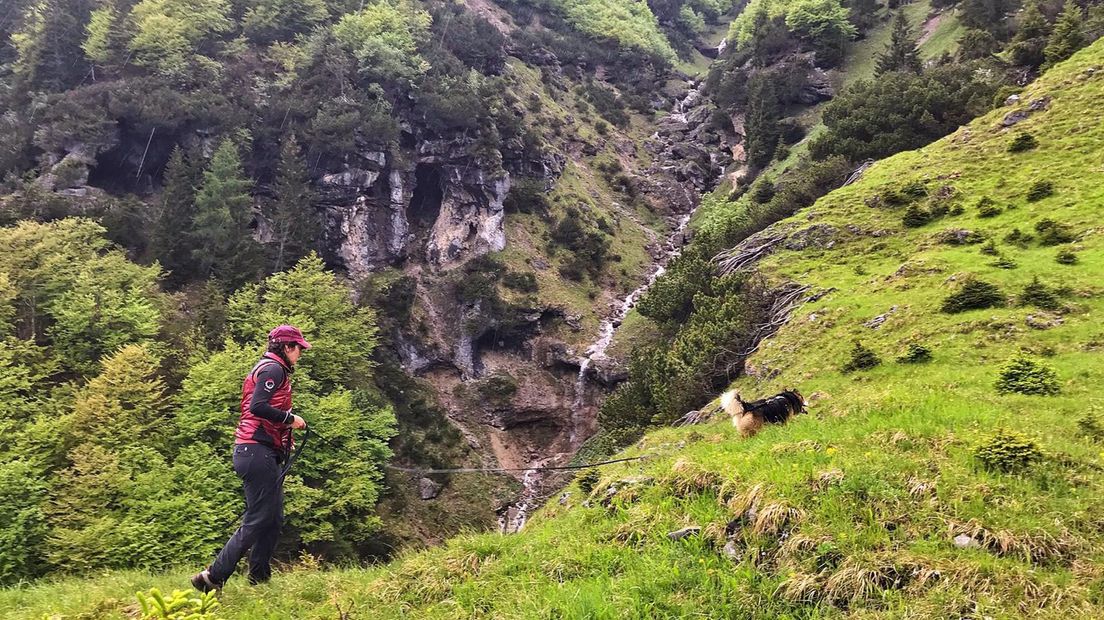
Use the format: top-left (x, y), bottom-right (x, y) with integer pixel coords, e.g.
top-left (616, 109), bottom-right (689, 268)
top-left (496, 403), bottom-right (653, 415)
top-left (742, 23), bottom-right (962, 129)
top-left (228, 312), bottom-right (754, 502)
top-left (979, 240), bottom-right (1000, 256)
top-left (941, 279), bottom-right (1005, 313)
top-left (974, 429), bottom-right (1043, 473)
top-left (1004, 228), bottom-right (1033, 248)
top-left (1007, 132), bottom-right (1038, 153)
top-left (1077, 413), bottom-right (1104, 442)
top-left (1019, 276), bottom-right (1061, 310)
top-left (1026, 180), bottom-right (1055, 202)
top-left (991, 255), bottom-right (1018, 269)
top-left (1035, 219), bottom-right (1075, 246)
top-left (995, 354), bottom-right (1060, 395)
top-left (902, 205), bottom-right (932, 228)
top-left (504, 179), bottom-right (550, 215)
top-left (897, 342), bottom-right (933, 364)
top-left (478, 372), bottom-right (518, 405)
top-left (503, 271), bottom-right (539, 293)
top-left (576, 469), bottom-right (600, 495)
top-left (976, 197), bottom-right (1002, 218)
top-left (137, 588), bottom-right (223, 619)
top-left (842, 341), bottom-right (881, 373)
top-left (1055, 248), bottom-right (1079, 265)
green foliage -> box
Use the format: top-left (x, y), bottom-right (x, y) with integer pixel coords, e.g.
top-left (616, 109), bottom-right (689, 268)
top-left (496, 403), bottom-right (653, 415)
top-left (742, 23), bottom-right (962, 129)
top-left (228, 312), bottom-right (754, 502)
top-left (902, 204), bottom-right (932, 227)
top-left (127, 0), bottom-right (234, 75)
top-left (1044, 0), bottom-right (1085, 69)
top-left (784, 0), bottom-right (856, 66)
top-left (66, 344), bottom-right (169, 451)
top-left (1018, 276), bottom-right (1061, 310)
top-left (503, 272), bottom-right (539, 293)
top-left (974, 429), bottom-right (1043, 473)
top-left (1007, 132), bottom-right (1038, 153)
top-left (137, 588), bottom-right (223, 619)
top-left (995, 354), bottom-right (1060, 395)
top-left (266, 135), bottom-right (318, 273)
top-left (1009, 2), bottom-right (1051, 67)
top-left (959, 0), bottom-right (1018, 37)
top-left (504, 179), bottom-right (551, 215)
top-left (175, 341), bottom-right (256, 444)
top-left (811, 66), bottom-right (998, 163)
top-left (1077, 413), bottom-right (1104, 442)
top-left (191, 139), bottom-right (262, 288)
top-left (82, 5), bottom-right (123, 65)
top-left (242, 0), bottom-right (328, 45)
top-left (333, 1), bottom-right (431, 83)
top-left (1025, 179), bottom-right (1055, 202)
top-left (11, 0), bottom-right (95, 89)
top-left (1055, 248), bottom-right (1078, 265)
top-left (478, 372), bottom-right (519, 406)
top-left (550, 209), bottom-right (611, 279)
top-left (557, 0), bottom-right (677, 64)
top-left (976, 196), bottom-right (1003, 217)
top-left (875, 10), bottom-right (923, 76)
top-left (0, 460), bottom-right (48, 584)
top-left (576, 469), bottom-right (600, 496)
top-left (1034, 218), bottom-right (1075, 245)
top-left (896, 342), bottom-right (932, 364)
top-left (941, 278), bottom-right (1005, 313)
top-left (154, 147), bottom-right (200, 286)
top-left (841, 341), bottom-right (881, 373)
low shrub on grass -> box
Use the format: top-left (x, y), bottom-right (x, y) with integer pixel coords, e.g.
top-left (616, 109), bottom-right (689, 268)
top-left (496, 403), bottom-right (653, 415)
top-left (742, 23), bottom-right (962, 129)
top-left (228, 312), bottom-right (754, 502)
top-left (1004, 228), bottom-right (1033, 247)
top-left (503, 271), bottom-right (539, 293)
top-left (1007, 132), bottom-right (1038, 153)
top-left (979, 240), bottom-right (1000, 256)
top-left (1077, 413), bottom-right (1104, 442)
top-left (991, 255), bottom-right (1018, 269)
top-left (995, 354), bottom-right (1060, 395)
top-left (576, 469), bottom-right (600, 495)
top-left (974, 429), bottom-right (1043, 473)
top-left (842, 341), bottom-right (881, 373)
top-left (902, 205), bottom-right (932, 228)
top-left (1019, 276), bottom-right (1061, 310)
top-left (941, 279), bottom-right (1005, 313)
top-left (1035, 219), bottom-right (1075, 246)
top-left (976, 197), bottom-right (1002, 218)
top-left (1026, 180), bottom-right (1055, 202)
top-left (1055, 248), bottom-right (1078, 265)
top-left (897, 342), bottom-right (933, 363)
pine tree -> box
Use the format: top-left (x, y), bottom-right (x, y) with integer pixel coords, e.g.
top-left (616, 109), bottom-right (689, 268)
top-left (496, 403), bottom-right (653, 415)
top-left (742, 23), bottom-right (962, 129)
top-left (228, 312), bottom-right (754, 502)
top-left (267, 135), bottom-right (318, 273)
top-left (154, 146), bottom-right (199, 285)
top-left (876, 11), bottom-right (923, 75)
top-left (1009, 2), bottom-right (1051, 67)
top-left (191, 139), bottom-right (262, 287)
top-left (1044, 0), bottom-right (1085, 68)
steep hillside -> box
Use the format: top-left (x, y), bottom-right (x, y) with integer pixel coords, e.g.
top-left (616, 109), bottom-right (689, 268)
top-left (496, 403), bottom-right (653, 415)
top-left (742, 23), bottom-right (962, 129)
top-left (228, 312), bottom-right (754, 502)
top-left (9, 29), bottom-right (1104, 620)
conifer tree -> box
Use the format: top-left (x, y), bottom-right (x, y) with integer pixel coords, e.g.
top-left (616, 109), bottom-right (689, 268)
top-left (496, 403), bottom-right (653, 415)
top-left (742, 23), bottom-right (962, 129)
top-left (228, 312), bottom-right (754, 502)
top-left (267, 135), bottom-right (318, 273)
top-left (876, 11), bottom-right (923, 75)
top-left (191, 139), bottom-right (262, 287)
top-left (154, 146), bottom-right (199, 285)
top-left (1044, 0), bottom-right (1085, 68)
top-left (1009, 2), bottom-right (1051, 67)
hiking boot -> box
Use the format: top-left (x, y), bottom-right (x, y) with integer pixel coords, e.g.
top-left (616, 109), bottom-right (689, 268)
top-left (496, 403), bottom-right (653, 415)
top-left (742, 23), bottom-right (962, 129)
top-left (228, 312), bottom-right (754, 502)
top-left (190, 569), bottom-right (221, 593)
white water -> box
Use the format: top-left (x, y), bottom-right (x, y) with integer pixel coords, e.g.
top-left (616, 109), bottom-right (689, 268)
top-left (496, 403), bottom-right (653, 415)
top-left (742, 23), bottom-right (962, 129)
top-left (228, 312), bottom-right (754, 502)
top-left (502, 82), bottom-right (704, 534)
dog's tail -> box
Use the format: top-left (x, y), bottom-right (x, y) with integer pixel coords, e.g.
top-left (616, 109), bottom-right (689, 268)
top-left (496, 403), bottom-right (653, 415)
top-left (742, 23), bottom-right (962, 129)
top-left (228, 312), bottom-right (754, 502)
top-left (720, 389), bottom-right (744, 416)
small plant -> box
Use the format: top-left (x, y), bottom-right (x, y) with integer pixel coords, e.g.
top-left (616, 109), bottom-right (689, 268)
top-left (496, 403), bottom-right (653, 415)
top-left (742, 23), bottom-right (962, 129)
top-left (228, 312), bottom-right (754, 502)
top-left (902, 205), bottom-right (931, 228)
top-left (503, 271), bottom-right (539, 293)
top-left (1055, 248), bottom-right (1078, 265)
top-left (1007, 132), bottom-right (1038, 153)
top-left (1019, 276), bottom-right (1061, 310)
top-left (976, 197), bottom-right (1002, 218)
top-left (577, 469), bottom-right (600, 495)
top-left (941, 278), bottom-right (1005, 313)
top-left (1004, 228), bottom-right (1033, 247)
top-left (991, 255), bottom-right (1018, 269)
top-left (1077, 413), bottom-right (1104, 442)
top-left (137, 588), bottom-right (223, 620)
top-left (897, 342), bottom-right (933, 364)
top-left (842, 341), bottom-right (881, 373)
top-left (1026, 179), bottom-right (1055, 202)
top-left (979, 240), bottom-right (1000, 256)
top-left (478, 372), bottom-right (519, 405)
top-left (995, 354), bottom-right (1060, 395)
top-left (974, 429), bottom-right (1043, 473)
top-left (901, 180), bottom-right (928, 199)
top-left (1035, 219), bottom-right (1075, 246)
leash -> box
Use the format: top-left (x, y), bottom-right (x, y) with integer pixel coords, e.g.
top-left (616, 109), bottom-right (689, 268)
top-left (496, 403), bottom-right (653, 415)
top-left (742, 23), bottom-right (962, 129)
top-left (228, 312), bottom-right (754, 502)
top-left (308, 426), bottom-right (650, 475)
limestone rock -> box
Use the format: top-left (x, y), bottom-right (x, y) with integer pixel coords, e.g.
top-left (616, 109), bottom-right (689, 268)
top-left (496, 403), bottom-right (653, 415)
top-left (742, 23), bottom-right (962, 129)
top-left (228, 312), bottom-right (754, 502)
top-left (418, 477), bottom-right (443, 500)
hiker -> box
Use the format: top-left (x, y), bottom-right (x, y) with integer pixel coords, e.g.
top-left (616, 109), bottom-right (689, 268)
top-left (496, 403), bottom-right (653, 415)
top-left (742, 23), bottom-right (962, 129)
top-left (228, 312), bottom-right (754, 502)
top-left (192, 325), bottom-right (310, 592)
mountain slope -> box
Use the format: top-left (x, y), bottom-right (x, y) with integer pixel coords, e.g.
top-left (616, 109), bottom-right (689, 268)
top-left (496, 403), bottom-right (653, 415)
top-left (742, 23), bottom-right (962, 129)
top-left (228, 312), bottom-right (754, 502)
top-left (6, 25), bottom-right (1104, 620)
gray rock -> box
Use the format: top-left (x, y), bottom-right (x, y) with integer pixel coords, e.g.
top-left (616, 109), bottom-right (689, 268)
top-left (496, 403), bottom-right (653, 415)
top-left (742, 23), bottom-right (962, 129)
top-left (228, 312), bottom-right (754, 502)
top-left (418, 477), bottom-right (443, 500)
top-left (668, 526), bottom-right (701, 541)
top-left (953, 534), bottom-right (979, 549)
top-left (1000, 110), bottom-right (1030, 127)
top-left (722, 540), bottom-right (742, 560)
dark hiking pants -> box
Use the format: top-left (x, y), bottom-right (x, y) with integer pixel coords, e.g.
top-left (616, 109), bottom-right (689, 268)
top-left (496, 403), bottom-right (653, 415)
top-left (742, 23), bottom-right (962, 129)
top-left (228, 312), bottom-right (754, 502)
top-left (209, 443), bottom-right (284, 585)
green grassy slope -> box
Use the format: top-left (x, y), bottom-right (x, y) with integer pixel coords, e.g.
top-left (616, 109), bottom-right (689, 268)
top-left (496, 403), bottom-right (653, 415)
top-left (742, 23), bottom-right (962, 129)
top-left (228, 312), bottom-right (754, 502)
top-left (6, 35), bottom-right (1104, 620)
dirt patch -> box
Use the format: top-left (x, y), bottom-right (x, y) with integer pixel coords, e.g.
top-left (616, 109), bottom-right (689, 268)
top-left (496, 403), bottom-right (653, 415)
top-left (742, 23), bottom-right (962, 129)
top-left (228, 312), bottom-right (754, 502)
top-left (918, 12), bottom-right (946, 46)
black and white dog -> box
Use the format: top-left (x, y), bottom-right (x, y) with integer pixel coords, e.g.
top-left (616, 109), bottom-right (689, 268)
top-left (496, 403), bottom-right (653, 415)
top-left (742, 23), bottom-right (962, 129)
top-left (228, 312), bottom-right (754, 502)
top-left (721, 389), bottom-right (808, 437)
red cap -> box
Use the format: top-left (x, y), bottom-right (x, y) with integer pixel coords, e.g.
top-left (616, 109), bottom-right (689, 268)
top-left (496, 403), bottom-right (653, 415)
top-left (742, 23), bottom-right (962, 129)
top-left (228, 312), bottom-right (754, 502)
top-left (268, 325), bottom-right (312, 349)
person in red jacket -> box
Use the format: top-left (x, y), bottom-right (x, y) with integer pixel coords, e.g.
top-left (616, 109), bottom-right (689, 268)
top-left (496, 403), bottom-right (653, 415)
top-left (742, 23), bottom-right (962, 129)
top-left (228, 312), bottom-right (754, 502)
top-left (192, 325), bottom-right (310, 592)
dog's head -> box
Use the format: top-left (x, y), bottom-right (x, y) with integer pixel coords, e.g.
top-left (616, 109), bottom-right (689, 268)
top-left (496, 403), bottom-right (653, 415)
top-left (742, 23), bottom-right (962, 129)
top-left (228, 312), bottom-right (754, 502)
top-left (720, 389), bottom-right (745, 416)
top-left (782, 389), bottom-right (808, 415)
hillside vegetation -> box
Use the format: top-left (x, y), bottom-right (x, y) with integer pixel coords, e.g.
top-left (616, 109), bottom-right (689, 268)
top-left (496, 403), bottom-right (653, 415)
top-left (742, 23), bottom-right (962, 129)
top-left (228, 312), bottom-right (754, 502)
top-left (6, 29), bottom-right (1104, 620)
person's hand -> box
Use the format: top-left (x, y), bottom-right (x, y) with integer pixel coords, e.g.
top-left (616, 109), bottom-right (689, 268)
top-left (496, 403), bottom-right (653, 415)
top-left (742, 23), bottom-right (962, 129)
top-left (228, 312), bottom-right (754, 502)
top-left (290, 414), bottom-right (306, 429)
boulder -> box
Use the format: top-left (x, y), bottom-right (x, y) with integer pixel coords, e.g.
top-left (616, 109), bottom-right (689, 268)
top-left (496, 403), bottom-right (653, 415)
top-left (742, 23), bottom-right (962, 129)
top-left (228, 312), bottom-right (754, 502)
top-left (418, 477), bottom-right (443, 500)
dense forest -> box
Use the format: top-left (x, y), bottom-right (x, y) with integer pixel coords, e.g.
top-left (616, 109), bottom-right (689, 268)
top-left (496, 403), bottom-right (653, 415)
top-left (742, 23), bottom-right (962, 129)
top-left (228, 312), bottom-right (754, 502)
top-left (2, 0), bottom-right (1103, 598)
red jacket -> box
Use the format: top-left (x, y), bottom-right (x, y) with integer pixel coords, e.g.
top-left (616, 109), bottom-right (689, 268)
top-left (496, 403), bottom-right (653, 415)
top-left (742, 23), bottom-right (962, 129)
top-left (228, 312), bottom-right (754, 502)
top-left (235, 353), bottom-right (294, 455)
